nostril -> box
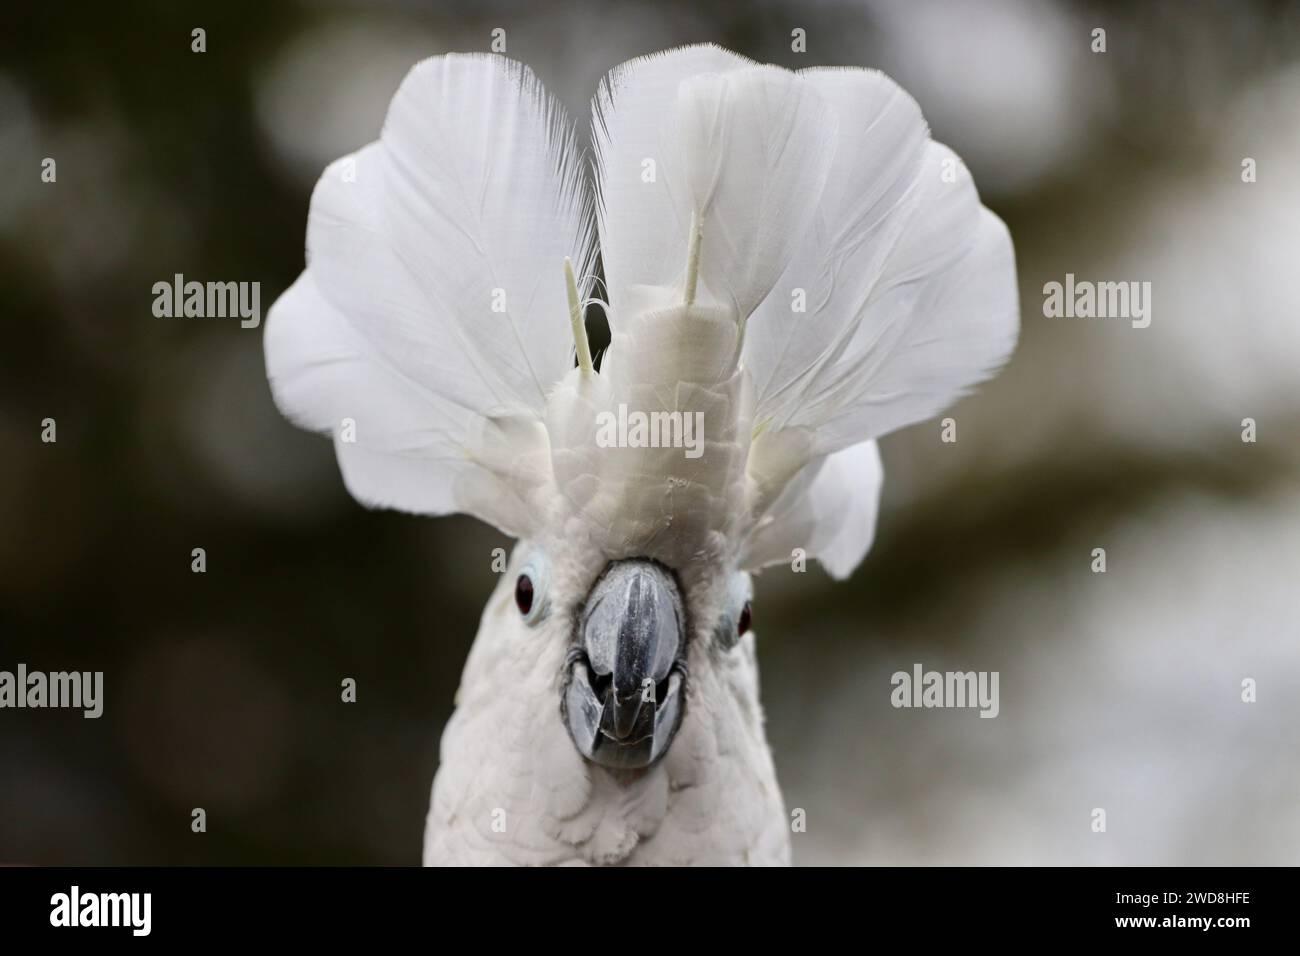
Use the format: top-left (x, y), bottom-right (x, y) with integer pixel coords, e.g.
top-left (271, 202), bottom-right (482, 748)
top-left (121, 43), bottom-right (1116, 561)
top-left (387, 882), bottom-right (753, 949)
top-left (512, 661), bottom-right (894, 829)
top-left (655, 661), bottom-right (687, 705)
top-left (654, 675), bottom-right (671, 705)
top-left (569, 649), bottom-right (614, 703)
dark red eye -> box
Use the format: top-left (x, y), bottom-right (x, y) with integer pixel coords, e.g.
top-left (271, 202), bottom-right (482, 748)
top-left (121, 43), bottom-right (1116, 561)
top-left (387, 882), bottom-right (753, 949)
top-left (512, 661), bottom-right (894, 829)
top-left (737, 601), bottom-right (752, 637)
top-left (515, 574), bottom-right (534, 615)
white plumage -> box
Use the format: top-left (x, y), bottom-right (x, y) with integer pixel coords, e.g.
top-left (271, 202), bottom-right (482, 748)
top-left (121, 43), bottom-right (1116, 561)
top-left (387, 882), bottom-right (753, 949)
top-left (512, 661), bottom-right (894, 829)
top-left (264, 46), bottom-right (1018, 865)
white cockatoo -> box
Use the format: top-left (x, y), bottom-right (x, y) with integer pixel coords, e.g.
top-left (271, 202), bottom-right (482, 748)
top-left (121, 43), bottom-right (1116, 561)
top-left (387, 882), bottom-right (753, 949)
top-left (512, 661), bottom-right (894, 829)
top-left (264, 45), bottom-right (1018, 865)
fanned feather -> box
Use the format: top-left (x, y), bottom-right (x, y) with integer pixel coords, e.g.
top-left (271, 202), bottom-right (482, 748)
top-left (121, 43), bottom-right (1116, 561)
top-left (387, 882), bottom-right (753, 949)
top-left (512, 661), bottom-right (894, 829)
top-left (739, 440), bottom-right (883, 579)
top-left (592, 46), bottom-right (837, 321)
top-left (740, 70), bottom-right (1018, 575)
top-left (264, 54), bottom-right (594, 533)
top-left (267, 48), bottom-right (1017, 580)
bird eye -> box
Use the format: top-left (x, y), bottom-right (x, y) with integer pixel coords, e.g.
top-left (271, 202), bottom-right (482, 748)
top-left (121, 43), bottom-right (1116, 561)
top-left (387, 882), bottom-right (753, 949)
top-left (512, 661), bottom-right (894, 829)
top-left (515, 552), bottom-right (550, 625)
top-left (715, 572), bottom-right (753, 650)
top-left (515, 575), bottom-right (534, 615)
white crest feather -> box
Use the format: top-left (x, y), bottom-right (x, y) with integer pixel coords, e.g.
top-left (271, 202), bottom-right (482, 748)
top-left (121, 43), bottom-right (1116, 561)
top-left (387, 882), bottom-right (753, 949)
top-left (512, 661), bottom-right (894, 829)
top-left (740, 70), bottom-right (1019, 576)
top-left (266, 48), bottom-right (1017, 579)
top-left (592, 46), bottom-right (837, 321)
top-left (265, 54), bottom-right (594, 535)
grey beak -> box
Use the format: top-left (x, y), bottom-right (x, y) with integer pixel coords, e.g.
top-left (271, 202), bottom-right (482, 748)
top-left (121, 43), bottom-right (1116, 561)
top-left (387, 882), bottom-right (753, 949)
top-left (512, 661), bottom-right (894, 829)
top-left (563, 560), bottom-right (687, 769)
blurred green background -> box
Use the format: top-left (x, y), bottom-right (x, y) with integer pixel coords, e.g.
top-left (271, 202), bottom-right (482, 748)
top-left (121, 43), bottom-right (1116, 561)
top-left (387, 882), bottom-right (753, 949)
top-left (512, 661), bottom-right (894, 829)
top-left (2, 0), bottom-right (1299, 864)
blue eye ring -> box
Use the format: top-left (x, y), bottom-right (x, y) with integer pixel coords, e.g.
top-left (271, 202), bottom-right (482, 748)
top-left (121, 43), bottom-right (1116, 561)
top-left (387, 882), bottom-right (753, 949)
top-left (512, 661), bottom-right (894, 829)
top-left (715, 571), bottom-right (753, 650)
top-left (515, 552), bottom-right (551, 625)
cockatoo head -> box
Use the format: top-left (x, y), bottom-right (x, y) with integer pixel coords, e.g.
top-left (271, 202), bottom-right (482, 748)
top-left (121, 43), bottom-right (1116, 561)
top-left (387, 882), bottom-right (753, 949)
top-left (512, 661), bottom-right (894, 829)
top-left (494, 316), bottom-right (761, 771)
top-left (510, 547), bottom-right (707, 769)
top-left (264, 44), bottom-right (1018, 860)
